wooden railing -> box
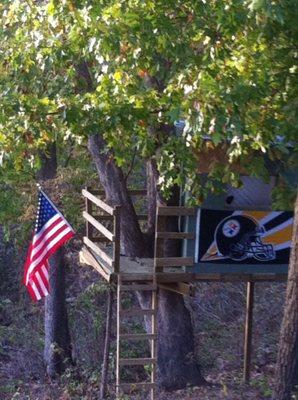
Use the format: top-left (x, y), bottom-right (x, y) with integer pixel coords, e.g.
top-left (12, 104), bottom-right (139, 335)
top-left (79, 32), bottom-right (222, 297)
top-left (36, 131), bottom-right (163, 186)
top-left (82, 188), bottom-right (147, 274)
top-left (154, 206), bottom-right (196, 273)
top-left (82, 188), bottom-right (121, 274)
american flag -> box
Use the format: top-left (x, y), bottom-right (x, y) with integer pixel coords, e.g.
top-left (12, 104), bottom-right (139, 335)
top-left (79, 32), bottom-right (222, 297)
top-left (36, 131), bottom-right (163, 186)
top-left (23, 190), bottom-right (75, 301)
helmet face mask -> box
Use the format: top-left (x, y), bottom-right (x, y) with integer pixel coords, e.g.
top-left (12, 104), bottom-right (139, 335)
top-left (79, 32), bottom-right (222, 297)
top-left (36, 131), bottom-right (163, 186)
top-left (215, 215), bottom-right (276, 262)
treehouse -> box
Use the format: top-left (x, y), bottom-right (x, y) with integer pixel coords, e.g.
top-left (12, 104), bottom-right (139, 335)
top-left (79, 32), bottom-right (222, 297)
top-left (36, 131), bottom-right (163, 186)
top-left (79, 182), bottom-right (293, 399)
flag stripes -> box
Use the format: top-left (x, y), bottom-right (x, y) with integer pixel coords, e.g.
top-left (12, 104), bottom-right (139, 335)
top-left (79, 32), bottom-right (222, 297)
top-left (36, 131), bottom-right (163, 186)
top-left (23, 190), bottom-right (74, 302)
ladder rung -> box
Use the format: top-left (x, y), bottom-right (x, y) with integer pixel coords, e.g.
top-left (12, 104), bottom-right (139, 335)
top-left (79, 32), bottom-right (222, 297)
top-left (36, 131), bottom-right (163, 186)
top-left (120, 284), bottom-right (157, 291)
top-left (119, 333), bottom-right (157, 341)
top-left (118, 382), bottom-right (156, 390)
top-left (119, 358), bottom-right (157, 366)
top-left (120, 308), bottom-right (155, 317)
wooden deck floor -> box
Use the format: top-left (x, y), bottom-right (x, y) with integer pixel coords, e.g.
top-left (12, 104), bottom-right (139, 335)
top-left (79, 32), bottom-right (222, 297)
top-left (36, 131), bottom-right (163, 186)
top-left (79, 246), bottom-right (287, 284)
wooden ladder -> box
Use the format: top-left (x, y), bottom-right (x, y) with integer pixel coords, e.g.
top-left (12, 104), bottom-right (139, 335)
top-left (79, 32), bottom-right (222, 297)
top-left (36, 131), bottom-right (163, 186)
top-left (116, 277), bottom-right (158, 400)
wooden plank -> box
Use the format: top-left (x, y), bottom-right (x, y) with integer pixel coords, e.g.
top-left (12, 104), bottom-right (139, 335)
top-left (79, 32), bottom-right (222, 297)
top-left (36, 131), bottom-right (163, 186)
top-left (85, 193), bottom-right (93, 239)
top-left (120, 309), bottom-right (156, 317)
top-left (119, 382), bottom-right (155, 390)
top-left (120, 284), bottom-right (157, 291)
top-left (82, 189), bottom-right (115, 215)
top-left (116, 277), bottom-right (121, 399)
top-left (156, 232), bottom-right (194, 239)
top-left (157, 206), bottom-right (196, 216)
top-left (158, 282), bottom-right (196, 297)
top-left (113, 206), bottom-right (121, 274)
top-left (119, 334), bottom-right (157, 341)
top-left (151, 277), bottom-right (157, 400)
top-left (119, 273), bottom-right (155, 281)
top-left (154, 211), bottom-right (165, 273)
top-left (83, 236), bottom-right (114, 268)
top-left (243, 281), bottom-right (255, 383)
top-left (156, 272), bottom-right (196, 283)
top-left (119, 358), bottom-right (156, 366)
top-left (83, 211), bottom-right (114, 241)
top-left (155, 257), bottom-right (194, 267)
top-left (79, 247), bottom-right (111, 282)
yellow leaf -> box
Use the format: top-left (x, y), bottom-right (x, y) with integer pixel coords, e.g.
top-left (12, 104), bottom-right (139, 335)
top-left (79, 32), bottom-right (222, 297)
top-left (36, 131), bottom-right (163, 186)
top-left (113, 71), bottom-right (122, 82)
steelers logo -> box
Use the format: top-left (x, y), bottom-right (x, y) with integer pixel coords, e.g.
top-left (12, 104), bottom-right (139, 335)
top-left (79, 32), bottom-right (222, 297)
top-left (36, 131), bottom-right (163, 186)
top-left (222, 219), bottom-right (240, 237)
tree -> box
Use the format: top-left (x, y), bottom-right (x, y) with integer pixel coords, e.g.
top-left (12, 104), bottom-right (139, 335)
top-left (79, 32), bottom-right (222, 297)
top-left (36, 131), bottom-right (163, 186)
top-left (38, 143), bottom-right (72, 378)
top-left (0, 0), bottom-right (297, 390)
top-left (273, 195), bottom-right (298, 400)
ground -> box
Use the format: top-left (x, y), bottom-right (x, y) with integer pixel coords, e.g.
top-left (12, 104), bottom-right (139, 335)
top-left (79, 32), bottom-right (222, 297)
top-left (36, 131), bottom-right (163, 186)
top-left (1, 240), bottom-right (297, 400)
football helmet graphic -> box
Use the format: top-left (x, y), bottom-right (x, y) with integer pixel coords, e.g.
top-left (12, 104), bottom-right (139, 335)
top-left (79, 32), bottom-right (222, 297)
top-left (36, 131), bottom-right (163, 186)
top-left (215, 215), bottom-right (275, 261)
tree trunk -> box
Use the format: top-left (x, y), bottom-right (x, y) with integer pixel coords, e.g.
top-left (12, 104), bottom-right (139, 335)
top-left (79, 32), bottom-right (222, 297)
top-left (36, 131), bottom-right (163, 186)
top-left (88, 136), bottom-right (206, 389)
top-left (273, 195), bottom-right (298, 400)
top-left (88, 134), bottom-right (146, 257)
top-left (38, 143), bottom-right (72, 378)
top-left (44, 248), bottom-right (72, 378)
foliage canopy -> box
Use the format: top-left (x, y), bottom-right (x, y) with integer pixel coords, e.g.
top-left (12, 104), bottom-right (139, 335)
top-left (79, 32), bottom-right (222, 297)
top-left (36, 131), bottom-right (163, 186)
top-left (0, 0), bottom-right (297, 205)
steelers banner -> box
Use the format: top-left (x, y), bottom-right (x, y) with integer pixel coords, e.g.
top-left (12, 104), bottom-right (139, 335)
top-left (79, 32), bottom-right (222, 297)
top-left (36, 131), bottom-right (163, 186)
top-left (192, 209), bottom-right (293, 273)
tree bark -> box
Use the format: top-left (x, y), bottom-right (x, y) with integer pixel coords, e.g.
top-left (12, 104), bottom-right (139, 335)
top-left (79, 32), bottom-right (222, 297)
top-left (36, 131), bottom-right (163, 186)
top-left (88, 137), bottom-right (206, 389)
top-left (36, 142), bottom-right (57, 181)
top-left (88, 134), bottom-right (146, 257)
top-left (37, 143), bottom-right (72, 378)
top-left (44, 248), bottom-right (72, 378)
top-left (273, 195), bottom-right (298, 400)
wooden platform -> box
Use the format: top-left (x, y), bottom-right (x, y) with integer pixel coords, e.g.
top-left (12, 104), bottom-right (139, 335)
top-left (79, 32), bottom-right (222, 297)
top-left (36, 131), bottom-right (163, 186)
top-left (79, 246), bottom-right (287, 284)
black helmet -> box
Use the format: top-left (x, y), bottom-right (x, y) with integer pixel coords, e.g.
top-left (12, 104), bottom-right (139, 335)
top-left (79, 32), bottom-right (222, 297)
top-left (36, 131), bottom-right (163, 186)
top-left (215, 215), bottom-right (275, 261)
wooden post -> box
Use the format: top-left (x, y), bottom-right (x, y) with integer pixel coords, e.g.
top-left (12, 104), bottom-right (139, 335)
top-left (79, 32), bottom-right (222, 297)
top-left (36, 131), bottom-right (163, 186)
top-left (154, 207), bottom-right (165, 273)
top-left (243, 281), bottom-right (255, 383)
top-left (151, 276), bottom-right (158, 400)
top-left (113, 206), bottom-right (121, 274)
top-left (116, 276), bottom-right (121, 399)
top-left (85, 187), bottom-right (93, 240)
top-left (99, 286), bottom-right (114, 400)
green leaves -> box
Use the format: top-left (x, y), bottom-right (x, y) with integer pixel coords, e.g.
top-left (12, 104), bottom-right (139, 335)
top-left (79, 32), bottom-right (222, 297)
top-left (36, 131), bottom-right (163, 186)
top-left (0, 0), bottom-right (296, 204)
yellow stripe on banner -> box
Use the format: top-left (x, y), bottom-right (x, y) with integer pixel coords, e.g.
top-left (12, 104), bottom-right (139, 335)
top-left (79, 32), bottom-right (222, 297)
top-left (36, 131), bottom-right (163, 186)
top-left (243, 211), bottom-right (269, 222)
top-left (263, 225), bottom-right (293, 245)
top-left (201, 242), bottom-right (218, 261)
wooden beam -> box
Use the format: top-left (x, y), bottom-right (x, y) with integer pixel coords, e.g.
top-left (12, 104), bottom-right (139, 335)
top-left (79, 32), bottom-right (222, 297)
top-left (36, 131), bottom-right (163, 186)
top-left (158, 282), bottom-right (196, 297)
top-left (83, 236), bottom-right (114, 268)
top-left (157, 206), bottom-right (196, 216)
top-left (119, 334), bottom-right (157, 341)
top-left (85, 191), bottom-right (93, 239)
top-left (82, 189), bottom-right (115, 215)
top-left (79, 247), bottom-right (111, 282)
top-left (119, 358), bottom-right (157, 366)
top-left (116, 277), bottom-right (121, 399)
top-left (151, 277), bottom-right (157, 400)
top-left (83, 211), bottom-right (114, 241)
top-left (243, 281), bottom-right (255, 383)
top-left (119, 382), bottom-right (155, 390)
top-left (113, 206), bottom-right (121, 274)
top-left (155, 257), bottom-right (194, 267)
top-left (119, 284), bottom-right (157, 291)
